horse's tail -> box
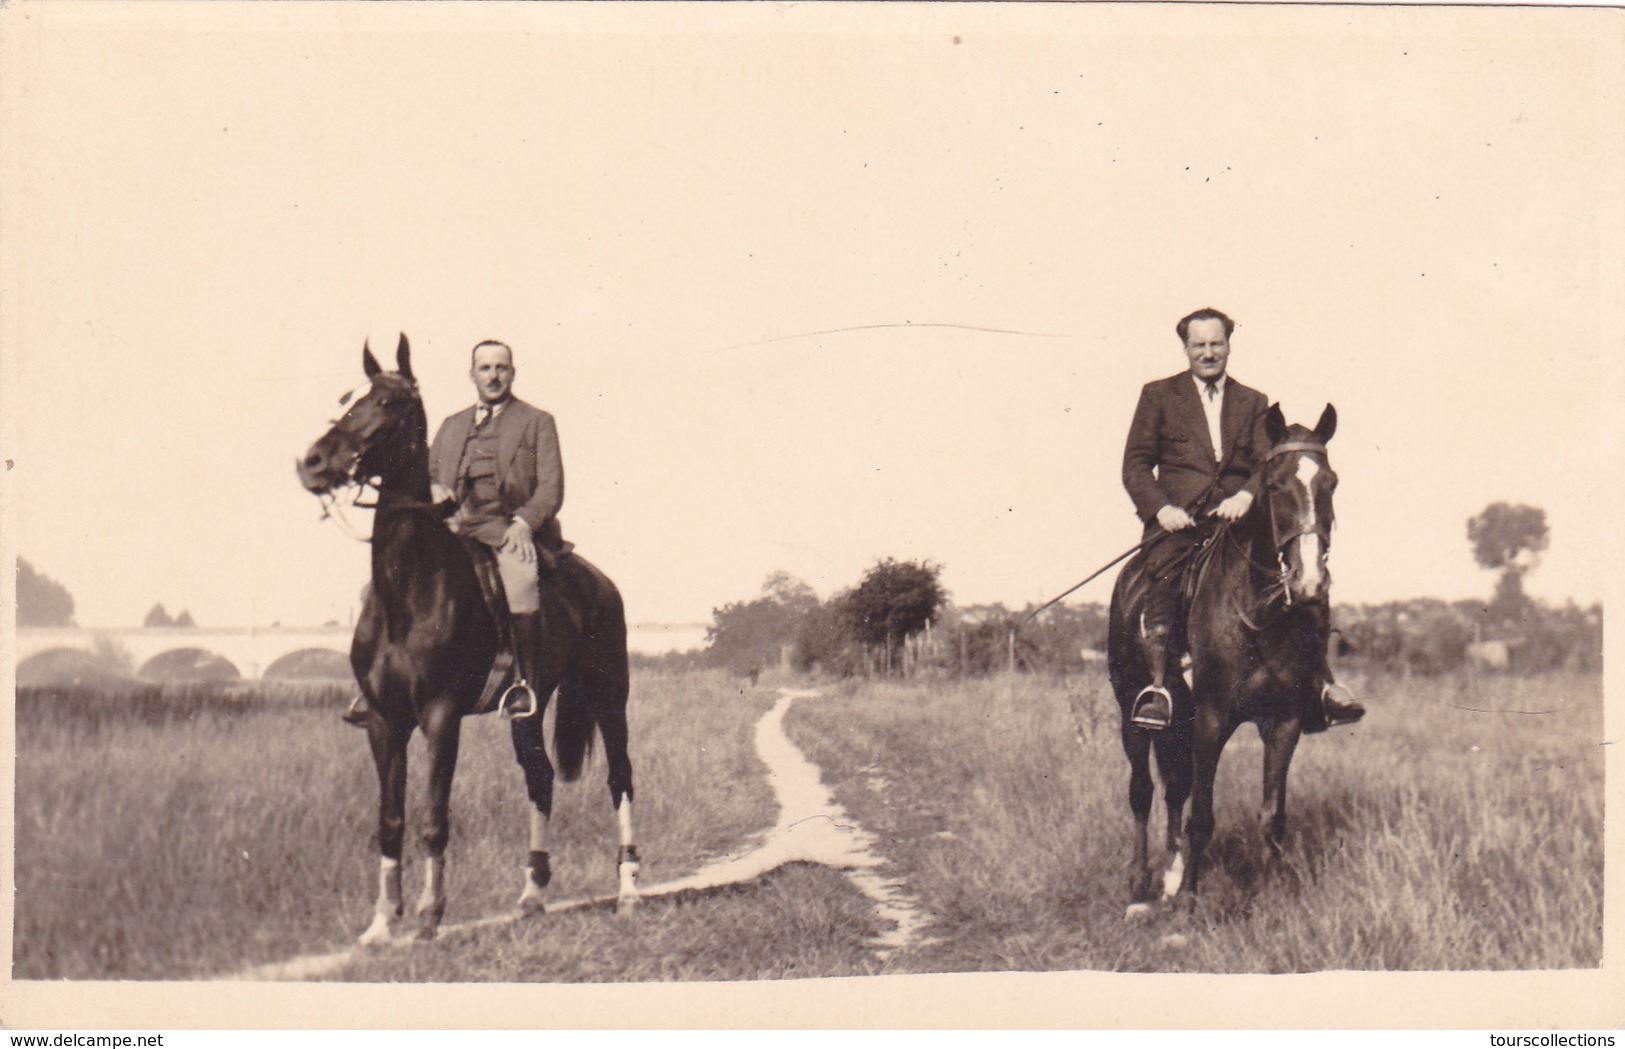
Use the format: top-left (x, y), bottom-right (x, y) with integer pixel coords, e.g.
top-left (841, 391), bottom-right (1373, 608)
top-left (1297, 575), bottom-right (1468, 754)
top-left (553, 562), bottom-right (630, 783)
top-left (554, 666), bottom-right (597, 783)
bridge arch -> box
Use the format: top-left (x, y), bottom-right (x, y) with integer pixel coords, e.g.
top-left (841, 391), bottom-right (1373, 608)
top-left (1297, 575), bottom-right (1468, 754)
top-left (138, 648), bottom-right (241, 682)
top-left (17, 647), bottom-right (112, 686)
top-left (264, 647), bottom-right (351, 680)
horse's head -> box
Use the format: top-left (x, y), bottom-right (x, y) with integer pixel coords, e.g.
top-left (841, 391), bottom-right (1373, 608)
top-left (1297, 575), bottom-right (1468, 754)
top-left (1255, 403), bottom-right (1338, 605)
top-left (298, 334), bottom-right (427, 497)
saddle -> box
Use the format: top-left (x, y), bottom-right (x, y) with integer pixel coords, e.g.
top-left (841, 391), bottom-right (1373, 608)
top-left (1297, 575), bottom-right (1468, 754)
top-left (1117, 528), bottom-right (1225, 671)
top-left (461, 538), bottom-right (578, 716)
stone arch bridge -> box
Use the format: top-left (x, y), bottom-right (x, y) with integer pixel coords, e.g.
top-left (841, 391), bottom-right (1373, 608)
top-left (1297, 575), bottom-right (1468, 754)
top-left (16, 626), bottom-right (353, 680)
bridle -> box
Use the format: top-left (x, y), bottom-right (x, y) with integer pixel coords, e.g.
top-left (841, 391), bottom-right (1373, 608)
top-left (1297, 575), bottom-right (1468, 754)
top-left (1260, 440), bottom-right (1333, 565)
top-left (312, 375), bottom-right (435, 542)
top-left (1217, 438), bottom-right (1332, 625)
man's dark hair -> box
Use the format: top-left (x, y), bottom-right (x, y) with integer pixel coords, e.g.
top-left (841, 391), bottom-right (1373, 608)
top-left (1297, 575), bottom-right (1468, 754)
top-left (471, 339), bottom-right (514, 366)
top-left (1176, 308), bottom-right (1235, 343)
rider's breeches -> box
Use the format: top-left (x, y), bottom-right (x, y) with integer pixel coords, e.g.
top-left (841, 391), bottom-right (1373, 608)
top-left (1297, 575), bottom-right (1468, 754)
top-left (497, 545), bottom-right (540, 615)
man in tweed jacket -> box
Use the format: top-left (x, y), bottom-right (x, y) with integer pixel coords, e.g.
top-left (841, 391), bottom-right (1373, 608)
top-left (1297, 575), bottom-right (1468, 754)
top-left (344, 339), bottom-right (568, 725)
top-left (428, 340), bottom-right (567, 563)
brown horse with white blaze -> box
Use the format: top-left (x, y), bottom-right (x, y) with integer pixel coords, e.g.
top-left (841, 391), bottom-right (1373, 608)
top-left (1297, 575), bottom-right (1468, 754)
top-left (1108, 403), bottom-right (1340, 914)
top-left (297, 335), bottom-right (638, 943)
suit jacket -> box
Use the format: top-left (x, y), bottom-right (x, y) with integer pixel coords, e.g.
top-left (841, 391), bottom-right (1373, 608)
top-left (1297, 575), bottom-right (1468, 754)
top-left (429, 397), bottom-right (565, 548)
top-left (1122, 372), bottom-right (1270, 528)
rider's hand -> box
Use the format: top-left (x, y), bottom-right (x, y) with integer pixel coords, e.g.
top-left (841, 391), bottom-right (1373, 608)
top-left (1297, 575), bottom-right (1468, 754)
top-left (1212, 490), bottom-right (1254, 521)
top-left (1156, 505), bottom-right (1196, 532)
top-left (430, 483), bottom-right (455, 506)
top-left (503, 519), bottom-right (536, 564)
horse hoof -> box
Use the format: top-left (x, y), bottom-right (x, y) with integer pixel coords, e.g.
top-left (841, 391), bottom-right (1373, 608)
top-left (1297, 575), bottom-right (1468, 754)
top-left (517, 891), bottom-right (547, 917)
top-left (615, 894), bottom-right (639, 917)
top-left (415, 901), bottom-right (445, 941)
top-left (358, 916), bottom-right (393, 947)
top-left (1124, 902), bottom-right (1155, 925)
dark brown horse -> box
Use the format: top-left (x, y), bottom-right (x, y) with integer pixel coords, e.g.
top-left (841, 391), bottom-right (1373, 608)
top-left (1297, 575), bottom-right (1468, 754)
top-left (1108, 404), bottom-right (1338, 914)
top-left (297, 335), bottom-right (638, 943)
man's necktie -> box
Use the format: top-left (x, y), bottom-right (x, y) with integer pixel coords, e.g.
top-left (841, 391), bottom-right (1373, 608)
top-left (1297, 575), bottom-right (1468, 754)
top-left (474, 404), bottom-right (491, 429)
top-left (1204, 380), bottom-right (1220, 402)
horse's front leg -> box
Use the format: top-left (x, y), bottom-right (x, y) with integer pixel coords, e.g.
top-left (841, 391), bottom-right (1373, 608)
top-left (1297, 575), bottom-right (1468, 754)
top-left (415, 699), bottom-right (462, 940)
top-left (1173, 706), bottom-right (1232, 904)
top-left (360, 715), bottom-right (410, 946)
top-left (1259, 714), bottom-right (1302, 860)
top-left (1120, 726), bottom-right (1156, 915)
top-left (1154, 724), bottom-right (1193, 899)
top-left (510, 698), bottom-right (556, 915)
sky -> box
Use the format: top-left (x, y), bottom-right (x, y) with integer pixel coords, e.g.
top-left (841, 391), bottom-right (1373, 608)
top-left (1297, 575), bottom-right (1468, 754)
top-left (3, 2), bottom-right (1621, 631)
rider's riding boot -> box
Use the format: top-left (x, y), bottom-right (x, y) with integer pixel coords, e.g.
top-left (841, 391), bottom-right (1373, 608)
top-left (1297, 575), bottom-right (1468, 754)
top-left (1321, 674), bottom-right (1365, 727)
top-left (1131, 623), bottom-right (1175, 731)
top-left (501, 612), bottom-right (544, 720)
top-left (1310, 606), bottom-right (1364, 729)
top-left (342, 691), bottom-right (370, 727)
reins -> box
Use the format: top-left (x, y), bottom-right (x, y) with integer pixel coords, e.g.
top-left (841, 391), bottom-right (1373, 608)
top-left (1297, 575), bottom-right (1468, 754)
top-left (1022, 432), bottom-right (1330, 633)
top-left (1020, 406), bottom-right (1261, 630)
top-left (314, 375), bottom-right (439, 544)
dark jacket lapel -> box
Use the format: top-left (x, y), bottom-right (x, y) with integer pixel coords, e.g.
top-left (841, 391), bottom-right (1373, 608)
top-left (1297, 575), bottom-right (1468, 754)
top-left (1218, 377), bottom-right (1250, 462)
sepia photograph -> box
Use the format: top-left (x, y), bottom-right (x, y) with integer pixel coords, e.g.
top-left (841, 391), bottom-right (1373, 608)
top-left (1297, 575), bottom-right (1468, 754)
top-left (1, 0), bottom-right (1620, 1032)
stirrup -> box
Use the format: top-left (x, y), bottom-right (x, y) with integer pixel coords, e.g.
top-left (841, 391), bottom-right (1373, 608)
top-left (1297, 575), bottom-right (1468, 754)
top-left (342, 693), bottom-right (370, 727)
top-left (1321, 681), bottom-right (1365, 727)
top-left (500, 680), bottom-right (538, 721)
top-left (1130, 685), bottom-right (1173, 730)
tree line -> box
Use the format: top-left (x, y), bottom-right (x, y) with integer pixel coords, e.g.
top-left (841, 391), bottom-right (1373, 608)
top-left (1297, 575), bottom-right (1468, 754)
top-left (687, 501), bottom-right (1599, 679)
top-left (16, 558), bottom-right (197, 628)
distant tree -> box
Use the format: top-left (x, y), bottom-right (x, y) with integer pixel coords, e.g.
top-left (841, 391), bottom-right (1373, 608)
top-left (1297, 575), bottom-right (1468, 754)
top-left (16, 558), bottom-right (75, 627)
top-left (842, 558), bottom-right (947, 675)
top-left (144, 603), bottom-right (175, 628)
top-left (1467, 502), bottom-right (1549, 620)
top-left (91, 634), bottom-right (135, 677)
top-left (173, 609), bottom-right (196, 627)
top-left (791, 592), bottom-right (863, 676)
top-left (705, 572), bottom-right (820, 675)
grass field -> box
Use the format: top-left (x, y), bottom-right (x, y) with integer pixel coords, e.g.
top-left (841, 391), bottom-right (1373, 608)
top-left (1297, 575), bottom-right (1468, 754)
top-left (788, 667), bottom-right (1604, 972)
top-left (13, 671), bottom-right (778, 980)
top-left (12, 667), bottom-right (1602, 979)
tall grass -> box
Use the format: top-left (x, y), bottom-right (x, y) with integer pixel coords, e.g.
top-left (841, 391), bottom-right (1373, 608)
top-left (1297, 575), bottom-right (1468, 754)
top-left (16, 668), bottom-right (1600, 979)
top-left (13, 670), bottom-right (777, 979)
top-left (786, 668), bottom-right (1603, 972)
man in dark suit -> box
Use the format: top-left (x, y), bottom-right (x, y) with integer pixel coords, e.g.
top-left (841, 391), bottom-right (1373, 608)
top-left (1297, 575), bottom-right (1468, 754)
top-left (344, 338), bottom-right (569, 725)
top-left (1121, 307), bottom-right (1363, 730)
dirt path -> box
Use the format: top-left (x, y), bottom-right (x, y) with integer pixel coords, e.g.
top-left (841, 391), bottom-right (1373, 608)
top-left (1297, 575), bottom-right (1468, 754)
top-left (229, 685), bottom-right (927, 980)
top-left (651, 686), bottom-right (932, 956)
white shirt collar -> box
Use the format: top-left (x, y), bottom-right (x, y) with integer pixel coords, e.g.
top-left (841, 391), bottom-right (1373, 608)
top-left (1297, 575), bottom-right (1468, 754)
top-left (1191, 373), bottom-right (1227, 397)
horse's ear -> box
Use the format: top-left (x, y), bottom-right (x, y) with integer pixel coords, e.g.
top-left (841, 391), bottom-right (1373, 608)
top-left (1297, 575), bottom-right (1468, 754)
top-left (1264, 403), bottom-right (1288, 445)
top-left (1312, 403), bottom-right (1338, 444)
top-left (396, 333), bottom-right (414, 382)
top-left (362, 340), bottom-right (382, 379)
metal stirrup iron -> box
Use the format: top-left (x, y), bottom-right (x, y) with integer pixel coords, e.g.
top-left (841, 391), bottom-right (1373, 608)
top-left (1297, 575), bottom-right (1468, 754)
top-left (500, 680), bottom-right (538, 720)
